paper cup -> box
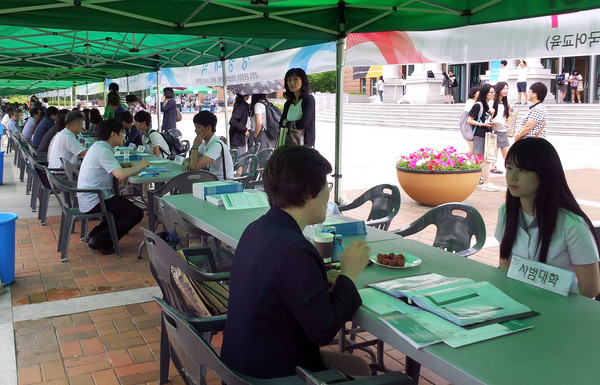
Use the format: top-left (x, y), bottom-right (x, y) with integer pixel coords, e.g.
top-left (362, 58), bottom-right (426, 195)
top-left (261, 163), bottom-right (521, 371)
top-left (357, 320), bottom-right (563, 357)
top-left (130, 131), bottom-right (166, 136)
top-left (314, 232), bottom-right (334, 263)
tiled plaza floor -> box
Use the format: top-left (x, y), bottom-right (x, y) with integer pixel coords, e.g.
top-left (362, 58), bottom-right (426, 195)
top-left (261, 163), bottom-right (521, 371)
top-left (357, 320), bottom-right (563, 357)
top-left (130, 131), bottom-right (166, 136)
top-left (2, 146), bottom-right (599, 385)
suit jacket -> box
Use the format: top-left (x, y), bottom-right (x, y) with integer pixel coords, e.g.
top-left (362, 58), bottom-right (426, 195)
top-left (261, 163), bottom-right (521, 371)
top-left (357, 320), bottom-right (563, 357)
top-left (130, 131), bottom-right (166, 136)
top-left (221, 207), bottom-right (361, 378)
top-left (280, 94), bottom-right (316, 147)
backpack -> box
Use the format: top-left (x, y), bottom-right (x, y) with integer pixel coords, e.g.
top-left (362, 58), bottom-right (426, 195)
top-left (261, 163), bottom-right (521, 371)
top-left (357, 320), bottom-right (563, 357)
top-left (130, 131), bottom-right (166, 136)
top-left (427, 70), bottom-right (435, 78)
top-left (451, 78), bottom-right (458, 87)
top-left (150, 129), bottom-right (184, 156)
top-left (557, 74), bottom-right (565, 85)
top-left (259, 101), bottom-right (283, 140)
top-left (459, 102), bottom-right (484, 141)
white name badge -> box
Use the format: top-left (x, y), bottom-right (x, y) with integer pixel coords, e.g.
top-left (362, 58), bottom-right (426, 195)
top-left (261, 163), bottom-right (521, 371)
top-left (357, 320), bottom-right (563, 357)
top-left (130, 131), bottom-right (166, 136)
top-left (173, 155), bottom-right (185, 165)
top-left (137, 145), bottom-right (145, 153)
top-left (507, 255), bottom-right (575, 296)
top-left (128, 143), bottom-right (137, 151)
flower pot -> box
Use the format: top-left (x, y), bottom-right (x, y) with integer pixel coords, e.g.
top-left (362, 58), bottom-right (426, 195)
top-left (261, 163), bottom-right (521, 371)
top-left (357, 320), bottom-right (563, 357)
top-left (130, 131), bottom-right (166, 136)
top-left (396, 166), bottom-right (482, 206)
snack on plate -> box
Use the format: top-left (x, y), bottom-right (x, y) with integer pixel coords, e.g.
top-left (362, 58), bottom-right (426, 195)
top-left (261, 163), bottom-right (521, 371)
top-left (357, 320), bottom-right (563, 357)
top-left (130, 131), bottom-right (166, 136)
top-left (376, 252), bottom-right (406, 267)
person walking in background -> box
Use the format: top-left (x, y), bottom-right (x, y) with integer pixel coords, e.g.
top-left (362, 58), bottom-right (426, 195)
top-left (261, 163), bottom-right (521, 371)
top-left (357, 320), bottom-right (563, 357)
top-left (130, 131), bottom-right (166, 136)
top-left (496, 138), bottom-right (599, 298)
top-left (229, 93), bottom-right (250, 155)
top-left (489, 82), bottom-right (512, 174)
top-left (556, 70), bottom-right (569, 103)
top-left (515, 60), bottom-right (528, 105)
top-left (442, 72), bottom-right (452, 104)
top-left (498, 60), bottom-right (509, 83)
top-left (448, 70), bottom-right (457, 103)
top-left (568, 70), bottom-right (583, 103)
top-left (250, 94), bottom-right (276, 150)
top-left (376, 75), bottom-right (384, 102)
top-left (467, 84), bottom-right (499, 191)
top-left (161, 87), bottom-right (177, 132)
top-left (460, 86), bottom-right (480, 155)
top-left (279, 68), bottom-right (316, 147)
top-left (514, 82), bottom-right (547, 140)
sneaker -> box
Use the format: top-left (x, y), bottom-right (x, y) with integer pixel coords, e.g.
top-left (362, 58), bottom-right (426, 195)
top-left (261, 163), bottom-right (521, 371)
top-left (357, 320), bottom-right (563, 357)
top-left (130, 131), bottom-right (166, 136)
top-left (515, 102), bottom-right (521, 105)
top-left (481, 183), bottom-right (502, 192)
top-left (491, 168), bottom-right (503, 174)
top-left (478, 176), bottom-right (484, 185)
top-left (524, 102), bottom-right (528, 105)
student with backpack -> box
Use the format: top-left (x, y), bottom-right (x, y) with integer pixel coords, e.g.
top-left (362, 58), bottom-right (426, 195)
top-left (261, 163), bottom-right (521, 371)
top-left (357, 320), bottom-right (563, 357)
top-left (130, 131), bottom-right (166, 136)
top-left (134, 111), bottom-right (171, 157)
top-left (458, 86), bottom-right (480, 155)
top-left (279, 68), bottom-right (316, 147)
top-left (250, 94), bottom-right (277, 150)
top-left (557, 71), bottom-right (569, 103)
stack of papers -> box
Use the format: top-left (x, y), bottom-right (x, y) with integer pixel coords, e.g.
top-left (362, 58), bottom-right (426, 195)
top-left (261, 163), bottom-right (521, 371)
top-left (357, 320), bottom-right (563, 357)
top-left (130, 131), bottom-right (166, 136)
top-left (192, 181), bottom-right (243, 200)
top-left (368, 273), bottom-right (534, 326)
top-left (321, 215), bottom-right (367, 237)
top-left (206, 191), bottom-right (269, 210)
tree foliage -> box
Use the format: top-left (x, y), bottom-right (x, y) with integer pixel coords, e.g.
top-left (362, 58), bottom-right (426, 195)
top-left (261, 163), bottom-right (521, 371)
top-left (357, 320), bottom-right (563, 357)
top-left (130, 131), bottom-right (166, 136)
top-left (307, 71), bottom-right (336, 93)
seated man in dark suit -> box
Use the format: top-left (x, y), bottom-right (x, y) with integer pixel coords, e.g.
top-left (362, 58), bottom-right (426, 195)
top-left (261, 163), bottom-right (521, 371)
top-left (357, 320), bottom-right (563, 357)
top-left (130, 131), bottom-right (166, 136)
top-left (221, 145), bottom-right (371, 379)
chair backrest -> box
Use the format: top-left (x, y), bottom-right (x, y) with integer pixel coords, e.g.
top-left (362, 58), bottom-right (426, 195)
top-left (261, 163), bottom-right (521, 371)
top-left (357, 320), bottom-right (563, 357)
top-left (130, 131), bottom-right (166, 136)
top-left (143, 228), bottom-right (229, 316)
top-left (338, 184), bottom-right (401, 231)
top-left (229, 148), bottom-right (239, 165)
top-left (395, 203), bottom-right (486, 257)
top-left (245, 142), bottom-right (261, 156)
top-left (27, 142), bottom-right (46, 160)
top-left (155, 298), bottom-right (256, 385)
top-left (255, 147), bottom-right (274, 170)
top-left (61, 157), bottom-right (80, 182)
top-left (234, 154), bottom-right (258, 187)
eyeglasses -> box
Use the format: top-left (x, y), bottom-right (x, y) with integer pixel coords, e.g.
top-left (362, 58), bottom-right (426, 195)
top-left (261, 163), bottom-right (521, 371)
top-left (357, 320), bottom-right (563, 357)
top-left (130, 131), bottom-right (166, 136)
top-left (327, 182), bottom-right (333, 192)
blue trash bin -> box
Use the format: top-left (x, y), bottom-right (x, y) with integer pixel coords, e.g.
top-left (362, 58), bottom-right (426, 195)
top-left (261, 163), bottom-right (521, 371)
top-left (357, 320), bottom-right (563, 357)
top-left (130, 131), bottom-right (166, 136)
top-left (0, 150), bottom-right (4, 185)
top-left (0, 212), bottom-right (18, 285)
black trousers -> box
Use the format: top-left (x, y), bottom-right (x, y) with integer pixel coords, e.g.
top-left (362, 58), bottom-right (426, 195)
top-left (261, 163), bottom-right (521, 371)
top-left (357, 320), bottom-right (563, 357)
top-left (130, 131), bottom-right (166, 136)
top-left (87, 195), bottom-right (143, 248)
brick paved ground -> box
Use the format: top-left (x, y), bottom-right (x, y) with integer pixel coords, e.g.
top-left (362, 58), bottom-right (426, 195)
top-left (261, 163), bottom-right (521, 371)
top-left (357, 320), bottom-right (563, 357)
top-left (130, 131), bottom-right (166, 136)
top-left (3, 140), bottom-right (599, 385)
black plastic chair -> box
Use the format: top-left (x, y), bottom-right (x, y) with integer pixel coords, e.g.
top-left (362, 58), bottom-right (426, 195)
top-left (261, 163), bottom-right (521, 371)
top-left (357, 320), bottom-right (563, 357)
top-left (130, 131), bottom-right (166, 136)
top-left (338, 184), bottom-right (401, 231)
top-left (233, 154), bottom-right (258, 188)
top-left (137, 170), bottom-right (219, 259)
top-left (23, 151), bottom-right (62, 225)
top-left (246, 147), bottom-right (274, 190)
top-left (393, 202), bottom-right (486, 257)
top-left (44, 167), bottom-right (122, 261)
top-left (143, 228), bottom-right (229, 385)
top-left (229, 148), bottom-right (239, 165)
top-left (61, 157), bottom-right (80, 182)
top-left (245, 142), bottom-right (261, 156)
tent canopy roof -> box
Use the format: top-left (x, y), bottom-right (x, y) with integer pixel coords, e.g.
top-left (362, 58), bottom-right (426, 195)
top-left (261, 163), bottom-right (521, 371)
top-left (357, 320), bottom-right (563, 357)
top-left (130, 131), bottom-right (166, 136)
top-left (1, 1), bottom-right (599, 94)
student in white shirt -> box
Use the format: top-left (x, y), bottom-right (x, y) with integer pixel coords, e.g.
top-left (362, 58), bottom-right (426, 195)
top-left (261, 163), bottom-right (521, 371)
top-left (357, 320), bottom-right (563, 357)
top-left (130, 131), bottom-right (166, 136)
top-left (189, 111), bottom-right (234, 180)
top-left (496, 138), bottom-right (600, 298)
top-left (134, 110), bottom-right (170, 157)
top-left (516, 60), bottom-right (528, 105)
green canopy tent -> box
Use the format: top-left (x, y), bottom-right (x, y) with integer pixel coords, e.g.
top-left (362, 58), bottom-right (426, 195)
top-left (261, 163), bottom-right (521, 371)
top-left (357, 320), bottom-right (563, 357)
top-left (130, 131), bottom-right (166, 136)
top-left (1, 0), bottom-right (600, 199)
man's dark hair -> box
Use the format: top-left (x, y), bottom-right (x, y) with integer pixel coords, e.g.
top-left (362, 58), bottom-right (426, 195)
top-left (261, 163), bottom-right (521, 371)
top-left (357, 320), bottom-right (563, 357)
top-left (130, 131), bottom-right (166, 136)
top-left (193, 111), bottom-right (217, 132)
top-left (501, 60), bottom-right (507, 66)
top-left (125, 94), bottom-right (138, 104)
top-left (7, 107), bottom-right (17, 117)
top-left (65, 111), bottom-right (84, 125)
top-left (45, 106), bottom-right (58, 117)
top-left (42, 97), bottom-right (48, 103)
top-left (30, 107), bottom-right (41, 117)
top-left (97, 119), bottom-right (122, 141)
top-left (118, 110), bottom-right (134, 124)
top-left (529, 82), bottom-right (547, 102)
top-left (263, 146), bottom-right (332, 209)
top-left (107, 92), bottom-right (121, 107)
top-left (108, 82), bottom-right (119, 92)
top-left (134, 110), bottom-right (152, 126)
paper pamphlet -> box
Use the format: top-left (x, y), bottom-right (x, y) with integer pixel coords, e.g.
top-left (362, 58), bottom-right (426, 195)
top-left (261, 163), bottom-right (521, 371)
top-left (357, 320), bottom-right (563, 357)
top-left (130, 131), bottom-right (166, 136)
top-left (221, 191), bottom-right (269, 210)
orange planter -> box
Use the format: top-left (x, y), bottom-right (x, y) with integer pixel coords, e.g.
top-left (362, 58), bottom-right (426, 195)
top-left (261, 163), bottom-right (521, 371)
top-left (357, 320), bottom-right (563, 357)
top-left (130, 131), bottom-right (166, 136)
top-left (396, 166), bottom-right (482, 206)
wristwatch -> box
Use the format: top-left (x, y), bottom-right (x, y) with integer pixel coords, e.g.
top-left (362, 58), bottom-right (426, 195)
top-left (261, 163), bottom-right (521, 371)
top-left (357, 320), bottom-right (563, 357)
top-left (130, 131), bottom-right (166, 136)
top-left (191, 145), bottom-right (199, 151)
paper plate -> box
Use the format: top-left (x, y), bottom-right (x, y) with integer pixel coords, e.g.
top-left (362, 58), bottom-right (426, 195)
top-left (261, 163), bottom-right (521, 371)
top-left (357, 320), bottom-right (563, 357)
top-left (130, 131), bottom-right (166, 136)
top-left (369, 253), bottom-right (421, 269)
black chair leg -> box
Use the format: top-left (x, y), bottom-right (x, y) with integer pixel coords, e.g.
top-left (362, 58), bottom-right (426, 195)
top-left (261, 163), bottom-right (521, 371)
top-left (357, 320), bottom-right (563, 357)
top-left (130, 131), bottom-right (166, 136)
top-left (158, 318), bottom-right (171, 385)
top-left (406, 356), bottom-right (421, 384)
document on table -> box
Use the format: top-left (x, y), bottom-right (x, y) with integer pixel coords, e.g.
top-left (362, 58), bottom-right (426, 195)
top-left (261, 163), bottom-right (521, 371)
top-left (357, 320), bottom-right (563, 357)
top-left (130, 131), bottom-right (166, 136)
top-left (221, 191), bottom-right (269, 210)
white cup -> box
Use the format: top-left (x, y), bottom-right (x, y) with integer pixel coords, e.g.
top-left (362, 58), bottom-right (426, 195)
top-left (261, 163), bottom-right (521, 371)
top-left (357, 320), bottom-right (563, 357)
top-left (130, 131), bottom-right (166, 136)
top-left (314, 232), bottom-right (334, 263)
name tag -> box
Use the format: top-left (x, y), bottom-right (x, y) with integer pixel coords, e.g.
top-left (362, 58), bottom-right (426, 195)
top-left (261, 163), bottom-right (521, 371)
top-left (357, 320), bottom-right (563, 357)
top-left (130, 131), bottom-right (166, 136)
top-left (173, 155), bottom-right (185, 165)
top-left (128, 143), bottom-right (137, 151)
top-left (137, 145), bottom-right (145, 153)
top-left (507, 255), bottom-right (575, 296)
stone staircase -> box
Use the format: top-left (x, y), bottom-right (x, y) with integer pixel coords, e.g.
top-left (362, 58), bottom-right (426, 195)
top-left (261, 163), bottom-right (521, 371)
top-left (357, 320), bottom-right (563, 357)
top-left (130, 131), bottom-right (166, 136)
top-left (317, 103), bottom-right (600, 136)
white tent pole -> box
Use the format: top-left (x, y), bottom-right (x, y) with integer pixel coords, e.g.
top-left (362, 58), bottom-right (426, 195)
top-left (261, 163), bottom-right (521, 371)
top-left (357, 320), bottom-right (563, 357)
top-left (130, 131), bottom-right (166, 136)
top-left (156, 69), bottom-right (161, 131)
top-left (334, 36), bottom-right (346, 204)
top-left (103, 79), bottom-right (108, 115)
top-left (220, 42), bottom-right (230, 146)
top-left (86, 83), bottom-right (89, 107)
top-left (70, 86), bottom-right (73, 109)
top-left (127, 74), bottom-right (130, 93)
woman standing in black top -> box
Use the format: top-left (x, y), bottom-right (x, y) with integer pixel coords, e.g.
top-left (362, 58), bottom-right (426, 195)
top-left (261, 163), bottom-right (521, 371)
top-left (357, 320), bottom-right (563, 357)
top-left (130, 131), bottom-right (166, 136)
top-left (279, 68), bottom-right (316, 147)
top-left (229, 93), bottom-right (250, 155)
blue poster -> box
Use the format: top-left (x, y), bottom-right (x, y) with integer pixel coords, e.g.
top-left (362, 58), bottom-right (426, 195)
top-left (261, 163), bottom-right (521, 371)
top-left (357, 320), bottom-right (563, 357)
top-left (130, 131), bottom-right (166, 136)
top-left (489, 60), bottom-right (502, 84)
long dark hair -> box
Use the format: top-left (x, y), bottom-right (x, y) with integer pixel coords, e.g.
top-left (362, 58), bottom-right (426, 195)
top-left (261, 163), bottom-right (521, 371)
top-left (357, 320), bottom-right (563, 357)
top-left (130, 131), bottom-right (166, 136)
top-left (475, 83), bottom-right (493, 116)
top-left (249, 94), bottom-right (266, 117)
top-left (56, 109), bottom-right (69, 130)
top-left (500, 138), bottom-right (599, 263)
top-left (283, 68), bottom-right (311, 101)
top-left (493, 82), bottom-right (510, 119)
